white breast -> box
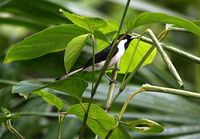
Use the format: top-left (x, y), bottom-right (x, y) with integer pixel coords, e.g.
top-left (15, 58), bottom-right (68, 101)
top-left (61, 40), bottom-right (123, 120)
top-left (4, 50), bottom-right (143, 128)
top-left (108, 39), bottom-right (126, 67)
top-left (83, 39), bottom-right (127, 72)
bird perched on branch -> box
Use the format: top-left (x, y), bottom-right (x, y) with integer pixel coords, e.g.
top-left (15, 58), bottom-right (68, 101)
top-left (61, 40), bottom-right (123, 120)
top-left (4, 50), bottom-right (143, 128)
top-left (56, 34), bottom-right (137, 80)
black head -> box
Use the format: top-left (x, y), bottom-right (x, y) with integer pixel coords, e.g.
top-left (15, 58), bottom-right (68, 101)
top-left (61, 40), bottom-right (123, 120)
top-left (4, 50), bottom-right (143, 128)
top-left (117, 34), bottom-right (137, 49)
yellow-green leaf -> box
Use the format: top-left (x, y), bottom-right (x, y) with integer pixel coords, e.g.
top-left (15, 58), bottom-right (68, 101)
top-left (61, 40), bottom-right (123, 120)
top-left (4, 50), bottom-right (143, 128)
top-left (120, 39), bottom-right (156, 74)
top-left (60, 9), bottom-right (107, 32)
top-left (64, 34), bottom-right (89, 72)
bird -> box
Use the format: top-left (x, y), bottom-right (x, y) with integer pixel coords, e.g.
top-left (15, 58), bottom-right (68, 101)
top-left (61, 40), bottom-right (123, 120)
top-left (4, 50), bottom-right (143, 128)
top-left (56, 34), bottom-right (137, 80)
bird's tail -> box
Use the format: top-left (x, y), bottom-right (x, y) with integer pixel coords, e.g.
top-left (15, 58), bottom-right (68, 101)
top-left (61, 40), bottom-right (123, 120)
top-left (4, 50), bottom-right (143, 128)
top-left (55, 68), bottom-right (83, 80)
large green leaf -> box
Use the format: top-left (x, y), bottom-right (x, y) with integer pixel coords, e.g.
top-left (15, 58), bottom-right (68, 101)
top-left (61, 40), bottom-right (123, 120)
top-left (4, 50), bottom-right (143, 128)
top-left (33, 90), bottom-right (65, 110)
top-left (126, 12), bottom-right (200, 37)
top-left (64, 34), bottom-right (89, 72)
top-left (68, 103), bottom-right (130, 139)
top-left (125, 118), bottom-right (164, 134)
top-left (60, 9), bottom-right (107, 32)
top-left (12, 77), bottom-right (88, 101)
top-left (0, 0), bottom-right (69, 26)
top-left (120, 39), bottom-right (156, 74)
top-left (47, 77), bottom-right (88, 100)
top-left (4, 24), bottom-right (87, 63)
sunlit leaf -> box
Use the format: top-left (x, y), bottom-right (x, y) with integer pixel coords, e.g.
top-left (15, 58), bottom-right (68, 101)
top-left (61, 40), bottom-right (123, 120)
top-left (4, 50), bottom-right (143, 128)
top-left (96, 19), bottom-right (119, 43)
top-left (119, 39), bottom-right (156, 74)
top-left (33, 90), bottom-right (65, 110)
top-left (68, 103), bottom-right (130, 139)
top-left (4, 24), bottom-right (87, 63)
top-left (98, 19), bottom-right (119, 34)
top-left (125, 118), bottom-right (164, 134)
top-left (126, 12), bottom-right (200, 37)
top-left (60, 9), bottom-right (107, 32)
top-left (64, 34), bottom-right (89, 72)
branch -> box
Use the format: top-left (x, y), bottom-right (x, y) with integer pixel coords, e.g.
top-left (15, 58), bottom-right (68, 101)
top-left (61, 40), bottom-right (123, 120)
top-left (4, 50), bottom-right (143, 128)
top-left (138, 34), bottom-right (200, 65)
top-left (146, 29), bottom-right (184, 88)
top-left (105, 62), bottom-right (119, 111)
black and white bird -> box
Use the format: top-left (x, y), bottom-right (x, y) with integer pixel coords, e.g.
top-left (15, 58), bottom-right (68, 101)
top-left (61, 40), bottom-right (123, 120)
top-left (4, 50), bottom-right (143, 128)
top-left (57, 34), bottom-right (137, 80)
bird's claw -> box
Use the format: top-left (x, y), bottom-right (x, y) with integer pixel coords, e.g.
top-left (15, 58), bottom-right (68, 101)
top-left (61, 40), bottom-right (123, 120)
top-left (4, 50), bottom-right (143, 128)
top-left (114, 67), bottom-right (120, 71)
top-left (109, 79), bottom-right (117, 85)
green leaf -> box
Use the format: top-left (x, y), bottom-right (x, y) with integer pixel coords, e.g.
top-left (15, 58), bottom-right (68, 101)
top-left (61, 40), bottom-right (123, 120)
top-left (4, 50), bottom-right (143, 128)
top-left (4, 24), bottom-right (87, 63)
top-left (98, 19), bottom-right (119, 34)
top-left (12, 81), bottom-right (65, 109)
top-left (33, 90), bottom-right (65, 110)
top-left (0, 0), bottom-right (69, 26)
top-left (12, 77), bottom-right (88, 101)
top-left (60, 9), bottom-right (107, 32)
top-left (47, 77), bottom-right (88, 100)
top-left (64, 34), bottom-right (89, 72)
top-left (12, 81), bottom-right (42, 99)
top-left (125, 118), bottom-right (164, 134)
top-left (68, 103), bottom-right (130, 139)
top-left (95, 19), bottom-right (119, 43)
top-left (126, 12), bottom-right (200, 37)
top-left (119, 39), bottom-right (156, 74)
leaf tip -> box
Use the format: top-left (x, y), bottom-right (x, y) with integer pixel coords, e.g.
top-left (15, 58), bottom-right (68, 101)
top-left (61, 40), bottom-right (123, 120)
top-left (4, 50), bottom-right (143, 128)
top-left (3, 58), bottom-right (11, 64)
top-left (59, 8), bottom-right (64, 13)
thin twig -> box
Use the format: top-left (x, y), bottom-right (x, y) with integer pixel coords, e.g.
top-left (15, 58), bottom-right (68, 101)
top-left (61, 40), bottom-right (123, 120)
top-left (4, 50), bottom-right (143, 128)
top-left (105, 62), bottom-right (119, 111)
top-left (108, 83), bottom-right (200, 137)
top-left (4, 120), bottom-right (25, 139)
top-left (146, 29), bottom-right (184, 88)
top-left (79, 0), bottom-right (132, 138)
top-left (57, 110), bottom-right (64, 139)
top-left (137, 34), bottom-right (200, 65)
top-left (142, 84), bottom-right (200, 98)
top-left (79, 34), bottom-right (96, 139)
top-left (91, 0), bottom-right (131, 96)
top-left (163, 45), bottom-right (200, 64)
top-left (118, 89), bottom-right (143, 120)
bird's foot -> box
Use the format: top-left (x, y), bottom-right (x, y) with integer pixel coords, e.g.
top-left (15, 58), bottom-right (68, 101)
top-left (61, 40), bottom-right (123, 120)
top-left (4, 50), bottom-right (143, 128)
top-left (104, 74), bottom-right (117, 84)
top-left (109, 79), bottom-right (117, 85)
top-left (114, 67), bottom-right (120, 71)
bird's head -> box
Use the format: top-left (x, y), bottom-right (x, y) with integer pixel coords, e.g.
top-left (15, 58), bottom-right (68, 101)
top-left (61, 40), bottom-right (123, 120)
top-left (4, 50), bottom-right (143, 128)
top-left (117, 34), bottom-right (138, 49)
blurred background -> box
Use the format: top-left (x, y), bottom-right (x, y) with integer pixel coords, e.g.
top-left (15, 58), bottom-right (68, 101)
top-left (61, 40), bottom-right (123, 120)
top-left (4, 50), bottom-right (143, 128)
top-left (1, 0), bottom-right (200, 138)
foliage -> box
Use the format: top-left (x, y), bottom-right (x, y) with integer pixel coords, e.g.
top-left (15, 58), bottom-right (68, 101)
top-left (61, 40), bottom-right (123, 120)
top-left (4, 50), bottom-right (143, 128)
top-left (1, 0), bottom-right (200, 139)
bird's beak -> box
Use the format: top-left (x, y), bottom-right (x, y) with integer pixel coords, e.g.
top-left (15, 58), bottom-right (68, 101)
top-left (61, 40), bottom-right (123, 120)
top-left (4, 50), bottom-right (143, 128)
top-left (131, 35), bottom-right (138, 40)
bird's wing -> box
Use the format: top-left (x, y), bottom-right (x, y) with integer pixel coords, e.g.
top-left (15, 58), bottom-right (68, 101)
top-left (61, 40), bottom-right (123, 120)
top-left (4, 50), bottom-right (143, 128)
top-left (83, 44), bottom-right (118, 69)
